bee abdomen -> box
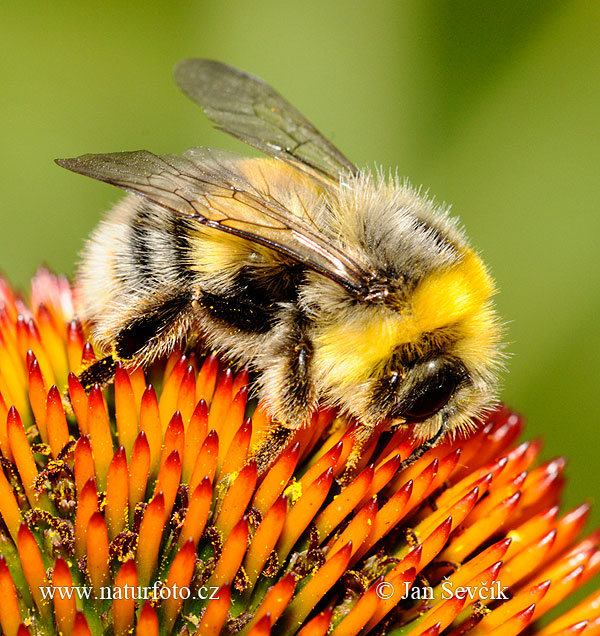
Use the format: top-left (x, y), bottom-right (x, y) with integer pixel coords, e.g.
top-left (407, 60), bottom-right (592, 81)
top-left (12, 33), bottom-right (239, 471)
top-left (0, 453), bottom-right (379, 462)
top-left (126, 201), bottom-right (196, 288)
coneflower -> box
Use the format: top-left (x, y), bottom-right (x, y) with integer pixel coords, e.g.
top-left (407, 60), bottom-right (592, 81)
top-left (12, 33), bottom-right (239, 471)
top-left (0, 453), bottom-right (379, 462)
top-left (0, 269), bottom-right (599, 636)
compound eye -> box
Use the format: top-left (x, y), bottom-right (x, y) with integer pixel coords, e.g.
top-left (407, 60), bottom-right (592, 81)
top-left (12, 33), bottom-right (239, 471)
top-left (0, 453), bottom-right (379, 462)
top-left (403, 370), bottom-right (457, 422)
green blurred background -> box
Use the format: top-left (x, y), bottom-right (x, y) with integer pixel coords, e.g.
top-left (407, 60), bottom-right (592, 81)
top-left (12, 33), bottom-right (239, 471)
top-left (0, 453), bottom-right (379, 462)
top-left (3, 0), bottom-right (599, 530)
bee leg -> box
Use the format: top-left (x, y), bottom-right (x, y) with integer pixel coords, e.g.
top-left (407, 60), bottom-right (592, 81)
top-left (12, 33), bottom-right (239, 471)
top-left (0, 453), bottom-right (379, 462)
top-left (253, 314), bottom-right (316, 473)
top-left (339, 424), bottom-right (374, 483)
top-left (397, 415), bottom-right (449, 472)
top-left (113, 292), bottom-right (193, 361)
top-left (62, 354), bottom-right (118, 411)
top-left (277, 312), bottom-right (317, 419)
top-left (253, 424), bottom-right (295, 475)
top-left (77, 355), bottom-right (118, 393)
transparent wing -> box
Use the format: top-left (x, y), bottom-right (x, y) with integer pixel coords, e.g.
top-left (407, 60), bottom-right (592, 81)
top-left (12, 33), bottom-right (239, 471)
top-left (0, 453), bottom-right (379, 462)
top-left (174, 59), bottom-right (358, 183)
top-left (56, 148), bottom-right (371, 295)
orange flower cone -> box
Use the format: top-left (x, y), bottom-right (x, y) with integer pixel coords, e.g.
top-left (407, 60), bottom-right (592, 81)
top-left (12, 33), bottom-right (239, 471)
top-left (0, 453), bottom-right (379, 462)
top-left (0, 269), bottom-right (599, 635)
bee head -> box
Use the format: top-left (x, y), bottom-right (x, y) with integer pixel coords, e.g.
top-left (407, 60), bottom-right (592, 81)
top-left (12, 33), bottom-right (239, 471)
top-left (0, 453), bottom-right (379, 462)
top-left (368, 350), bottom-right (488, 439)
top-left (312, 246), bottom-right (502, 438)
top-left (362, 258), bottom-right (502, 438)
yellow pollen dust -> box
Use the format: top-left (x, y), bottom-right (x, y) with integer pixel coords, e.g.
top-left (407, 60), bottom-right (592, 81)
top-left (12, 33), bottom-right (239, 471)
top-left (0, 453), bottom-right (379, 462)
top-left (283, 479), bottom-right (303, 504)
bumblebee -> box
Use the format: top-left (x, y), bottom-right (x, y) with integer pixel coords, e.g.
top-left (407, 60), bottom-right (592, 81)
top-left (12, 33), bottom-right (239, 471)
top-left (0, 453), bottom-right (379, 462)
top-left (57, 59), bottom-right (502, 470)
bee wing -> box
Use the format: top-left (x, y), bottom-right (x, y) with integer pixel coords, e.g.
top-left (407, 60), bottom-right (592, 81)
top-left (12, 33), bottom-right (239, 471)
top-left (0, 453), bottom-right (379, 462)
top-left (56, 148), bottom-right (371, 295)
top-left (174, 59), bottom-right (358, 183)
